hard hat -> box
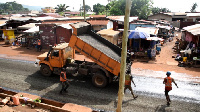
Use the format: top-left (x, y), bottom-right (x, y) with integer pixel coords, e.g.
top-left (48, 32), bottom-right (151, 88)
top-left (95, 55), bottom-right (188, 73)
top-left (166, 71), bottom-right (171, 75)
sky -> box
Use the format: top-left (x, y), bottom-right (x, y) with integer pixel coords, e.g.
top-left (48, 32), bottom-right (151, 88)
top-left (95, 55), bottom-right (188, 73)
top-left (0, 0), bottom-right (200, 12)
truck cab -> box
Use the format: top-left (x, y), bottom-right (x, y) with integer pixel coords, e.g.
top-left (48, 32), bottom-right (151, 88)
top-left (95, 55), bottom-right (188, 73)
top-left (35, 43), bottom-right (74, 76)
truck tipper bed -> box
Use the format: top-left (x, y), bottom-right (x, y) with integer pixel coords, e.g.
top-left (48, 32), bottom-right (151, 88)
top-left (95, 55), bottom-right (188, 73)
top-left (69, 22), bottom-right (131, 76)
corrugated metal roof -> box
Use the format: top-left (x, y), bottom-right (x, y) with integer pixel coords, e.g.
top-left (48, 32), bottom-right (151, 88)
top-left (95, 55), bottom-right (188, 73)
top-left (165, 12), bottom-right (187, 16)
top-left (135, 27), bottom-right (159, 35)
top-left (0, 20), bottom-right (7, 26)
top-left (156, 25), bottom-right (171, 30)
top-left (42, 20), bottom-right (81, 24)
top-left (107, 16), bottom-right (138, 22)
top-left (182, 24), bottom-right (200, 36)
top-left (18, 23), bottom-right (38, 29)
top-left (58, 23), bottom-right (72, 29)
top-left (186, 13), bottom-right (200, 17)
top-left (24, 26), bottom-right (39, 33)
top-left (89, 15), bottom-right (106, 18)
top-left (87, 20), bottom-right (109, 25)
top-left (97, 29), bottom-right (120, 36)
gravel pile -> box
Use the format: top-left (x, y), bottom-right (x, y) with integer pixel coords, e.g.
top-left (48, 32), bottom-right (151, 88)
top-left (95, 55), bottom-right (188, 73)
top-left (78, 34), bottom-right (121, 62)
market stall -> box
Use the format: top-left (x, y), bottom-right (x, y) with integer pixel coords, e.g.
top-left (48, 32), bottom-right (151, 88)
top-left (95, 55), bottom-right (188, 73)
top-left (178, 24), bottom-right (200, 67)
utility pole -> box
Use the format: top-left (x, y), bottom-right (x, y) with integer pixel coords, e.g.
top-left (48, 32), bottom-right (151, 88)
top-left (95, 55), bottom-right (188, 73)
top-left (83, 0), bottom-right (86, 21)
top-left (116, 0), bottom-right (132, 112)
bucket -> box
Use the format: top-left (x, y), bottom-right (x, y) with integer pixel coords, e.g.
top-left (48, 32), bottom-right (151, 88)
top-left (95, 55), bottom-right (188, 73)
top-left (12, 96), bottom-right (20, 105)
top-left (183, 57), bottom-right (187, 62)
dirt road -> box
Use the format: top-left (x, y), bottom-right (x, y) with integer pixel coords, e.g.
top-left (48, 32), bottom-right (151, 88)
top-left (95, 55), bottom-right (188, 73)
top-left (0, 59), bottom-right (199, 112)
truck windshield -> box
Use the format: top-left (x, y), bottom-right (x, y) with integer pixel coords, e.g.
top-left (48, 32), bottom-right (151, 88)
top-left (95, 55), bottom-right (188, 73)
top-left (52, 50), bottom-right (59, 57)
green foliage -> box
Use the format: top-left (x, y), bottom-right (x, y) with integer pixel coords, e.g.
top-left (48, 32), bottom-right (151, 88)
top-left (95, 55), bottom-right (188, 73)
top-left (81, 5), bottom-right (91, 12)
top-left (93, 3), bottom-right (106, 15)
top-left (151, 7), bottom-right (171, 15)
top-left (108, 0), bottom-right (153, 19)
top-left (0, 1), bottom-right (29, 14)
top-left (55, 4), bottom-right (69, 13)
top-left (191, 3), bottom-right (198, 12)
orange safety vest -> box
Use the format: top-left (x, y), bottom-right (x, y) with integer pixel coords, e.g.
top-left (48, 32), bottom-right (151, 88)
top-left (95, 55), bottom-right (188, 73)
top-left (165, 77), bottom-right (173, 90)
top-left (60, 71), bottom-right (67, 82)
top-left (125, 75), bottom-right (131, 85)
top-left (37, 40), bottom-right (41, 45)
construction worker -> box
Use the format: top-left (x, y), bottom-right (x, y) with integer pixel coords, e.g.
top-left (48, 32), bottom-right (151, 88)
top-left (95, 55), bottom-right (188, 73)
top-left (163, 71), bottom-right (178, 106)
top-left (60, 68), bottom-right (70, 94)
top-left (37, 39), bottom-right (41, 51)
top-left (124, 70), bottom-right (138, 99)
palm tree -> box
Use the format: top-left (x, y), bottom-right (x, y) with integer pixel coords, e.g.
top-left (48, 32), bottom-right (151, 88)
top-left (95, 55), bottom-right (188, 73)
top-left (55, 4), bottom-right (69, 13)
top-left (190, 3), bottom-right (198, 12)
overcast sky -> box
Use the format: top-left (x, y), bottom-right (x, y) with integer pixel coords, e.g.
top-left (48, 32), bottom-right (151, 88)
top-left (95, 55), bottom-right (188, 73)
top-left (1, 0), bottom-right (200, 12)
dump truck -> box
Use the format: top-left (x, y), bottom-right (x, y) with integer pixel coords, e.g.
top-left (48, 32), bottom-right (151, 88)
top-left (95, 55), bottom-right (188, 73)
top-left (35, 22), bottom-right (132, 88)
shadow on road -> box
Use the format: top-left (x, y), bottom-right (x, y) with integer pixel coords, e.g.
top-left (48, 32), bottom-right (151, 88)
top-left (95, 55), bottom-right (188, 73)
top-left (25, 72), bottom-right (119, 105)
top-left (155, 104), bottom-right (168, 112)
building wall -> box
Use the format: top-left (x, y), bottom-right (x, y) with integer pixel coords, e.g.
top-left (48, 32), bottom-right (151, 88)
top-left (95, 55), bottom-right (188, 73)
top-left (148, 14), bottom-right (172, 22)
top-left (107, 21), bottom-right (113, 29)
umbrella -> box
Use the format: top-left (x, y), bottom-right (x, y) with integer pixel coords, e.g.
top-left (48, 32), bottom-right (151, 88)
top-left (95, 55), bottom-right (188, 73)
top-left (128, 30), bottom-right (150, 39)
top-left (146, 37), bottom-right (164, 41)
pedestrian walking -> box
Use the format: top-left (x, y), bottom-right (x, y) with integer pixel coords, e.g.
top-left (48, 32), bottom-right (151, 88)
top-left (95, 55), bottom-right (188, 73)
top-left (60, 68), bottom-right (70, 95)
top-left (163, 71), bottom-right (178, 106)
top-left (124, 70), bottom-right (138, 99)
top-left (37, 39), bottom-right (41, 51)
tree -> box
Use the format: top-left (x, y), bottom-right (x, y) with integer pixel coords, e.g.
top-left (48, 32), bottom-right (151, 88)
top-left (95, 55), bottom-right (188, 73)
top-left (55, 4), bottom-right (69, 13)
top-left (93, 3), bottom-right (106, 15)
top-left (151, 7), bottom-right (171, 15)
top-left (81, 5), bottom-right (91, 12)
top-left (190, 3), bottom-right (198, 12)
top-left (109, 0), bottom-right (153, 19)
top-left (0, 1), bottom-right (29, 14)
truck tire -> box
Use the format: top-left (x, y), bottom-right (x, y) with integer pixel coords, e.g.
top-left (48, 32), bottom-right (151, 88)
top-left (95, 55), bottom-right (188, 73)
top-left (40, 65), bottom-right (52, 77)
top-left (92, 72), bottom-right (108, 88)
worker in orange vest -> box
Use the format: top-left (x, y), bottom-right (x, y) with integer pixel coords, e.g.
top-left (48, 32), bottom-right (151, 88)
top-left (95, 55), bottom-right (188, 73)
top-left (163, 71), bottom-right (178, 106)
top-left (124, 70), bottom-right (138, 99)
top-left (60, 68), bottom-right (70, 94)
top-left (37, 39), bottom-right (41, 51)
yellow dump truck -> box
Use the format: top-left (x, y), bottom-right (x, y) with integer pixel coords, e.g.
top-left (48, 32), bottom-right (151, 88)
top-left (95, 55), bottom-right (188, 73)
top-left (35, 22), bottom-right (132, 88)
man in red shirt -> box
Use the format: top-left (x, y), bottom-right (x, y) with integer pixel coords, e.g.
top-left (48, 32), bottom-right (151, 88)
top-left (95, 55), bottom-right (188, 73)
top-left (163, 71), bottom-right (178, 105)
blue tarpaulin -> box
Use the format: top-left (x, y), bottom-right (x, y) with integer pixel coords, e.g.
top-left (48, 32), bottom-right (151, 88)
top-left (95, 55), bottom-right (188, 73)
top-left (128, 30), bottom-right (150, 39)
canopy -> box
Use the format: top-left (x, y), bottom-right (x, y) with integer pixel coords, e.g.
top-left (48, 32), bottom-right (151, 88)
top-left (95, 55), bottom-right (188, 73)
top-left (128, 30), bottom-right (150, 39)
top-left (135, 27), bottom-right (159, 35)
top-left (146, 37), bottom-right (164, 41)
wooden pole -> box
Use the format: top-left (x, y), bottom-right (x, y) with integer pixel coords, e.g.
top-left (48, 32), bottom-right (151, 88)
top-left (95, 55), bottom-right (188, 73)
top-left (83, 0), bottom-right (86, 21)
top-left (116, 0), bottom-right (131, 112)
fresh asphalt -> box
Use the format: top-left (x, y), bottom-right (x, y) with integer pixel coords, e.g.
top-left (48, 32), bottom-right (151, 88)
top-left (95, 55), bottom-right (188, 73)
top-left (0, 58), bottom-right (199, 112)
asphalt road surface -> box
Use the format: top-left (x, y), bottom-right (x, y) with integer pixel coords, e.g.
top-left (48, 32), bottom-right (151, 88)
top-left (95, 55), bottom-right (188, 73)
top-left (0, 58), bottom-right (199, 112)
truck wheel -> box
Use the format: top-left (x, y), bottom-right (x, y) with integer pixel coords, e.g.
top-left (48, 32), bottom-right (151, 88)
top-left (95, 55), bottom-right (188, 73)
top-left (40, 65), bottom-right (52, 77)
top-left (92, 72), bottom-right (108, 88)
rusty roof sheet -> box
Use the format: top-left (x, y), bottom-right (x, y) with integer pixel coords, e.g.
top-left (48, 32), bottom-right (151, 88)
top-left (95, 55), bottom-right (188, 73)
top-left (42, 20), bottom-right (82, 24)
top-left (65, 12), bottom-right (79, 14)
top-left (43, 13), bottom-right (64, 18)
top-left (97, 29), bottom-right (120, 36)
top-left (182, 24), bottom-right (200, 36)
top-left (89, 15), bottom-right (106, 18)
top-left (18, 23), bottom-right (38, 29)
top-left (87, 20), bottom-right (109, 25)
